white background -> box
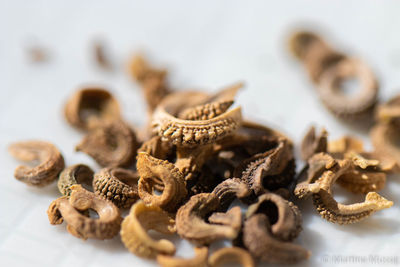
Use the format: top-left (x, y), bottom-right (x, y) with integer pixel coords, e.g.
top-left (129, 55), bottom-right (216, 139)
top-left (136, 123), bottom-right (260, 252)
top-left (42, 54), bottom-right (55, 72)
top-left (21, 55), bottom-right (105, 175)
top-left (1, 1), bottom-right (400, 266)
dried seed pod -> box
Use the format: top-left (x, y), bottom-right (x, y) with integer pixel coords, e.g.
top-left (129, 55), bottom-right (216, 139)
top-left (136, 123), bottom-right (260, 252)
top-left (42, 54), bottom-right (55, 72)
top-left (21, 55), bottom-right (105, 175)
top-left (178, 100), bottom-right (234, 120)
top-left (157, 247), bottom-right (208, 267)
top-left (246, 193), bottom-right (302, 241)
top-left (328, 135), bottom-right (364, 156)
top-left (127, 54), bottom-right (170, 112)
top-left (211, 178), bottom-right (251, 211)
top-left (8, 140), bottom-right (65, 187)
top-left (93, 167), bottom-right (139, 208)
top-left (176, 193), bottom-right (241, 245)
top-left (235, 138), bottom-right (295, 195)
top-left (76, 120), bottom-right (138, 167)
top-left (138, 135), bottom-right (174, 160)
top-left (371, 122), bottom-right (400, 167)
top-left (208, 247), bottom-right (255, 267)
top-left (243, 214), bottom-right (310, 264)
top-left (47, 185), bottom-right (121, 240)
top-left (137, 152), bottom-right (187, 212)
top-left (301, 126), bottom-right (327, 161)
top-left (294, 153), bottom-right (393, 224)
top-left (375, 94), bottom-right (400, 128)
top-left (318, 57), bottom-right (378, 117)
top-left (120, 201), bottom-right (176, 259)
top-left (64, 87), bottom-right (121, 130)
top-left (58, 164), bottom-right (94, 196)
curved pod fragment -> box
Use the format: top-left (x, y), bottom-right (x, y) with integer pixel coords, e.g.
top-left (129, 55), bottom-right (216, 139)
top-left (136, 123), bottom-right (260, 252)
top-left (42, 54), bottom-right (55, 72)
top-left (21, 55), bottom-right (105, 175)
top-left (157, 247), bottom-right (208, 267)
top-left (208, 247), bottom-right (255, 267)
top-left (58, 164), bottom-right (94, 196)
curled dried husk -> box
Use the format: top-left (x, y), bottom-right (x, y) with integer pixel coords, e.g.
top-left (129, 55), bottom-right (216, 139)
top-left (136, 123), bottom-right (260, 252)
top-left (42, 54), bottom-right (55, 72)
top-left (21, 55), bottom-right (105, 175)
top-left (93, 167), bottom-right (139, 208)
top-left (157, 247), bottom-right (208, 267)
top-left (375, 94), bottom-right (400, 128)
top-left (76, 120), bottom-right (138, 167)
top-left (318, 57), bottom-right (378, 117)
top-left (179, 100), bottom-right (234, 120)
top-left (371, 122), bottom-right (400, 168)
top-left (64, 87), bottom-right (121, 130)
top-left (58, 164), bottom-right (94, 196)
top-left (138, 135), bottom-right (174, 161)
top-left (120, 201), bottom-right (176, 259)
top-left (295, 153), bottom-right (393, 224)
top-left (176, 193), bottom-right (241, 245)
top-left (47, 185), bottom-right (121, 240)
top-left (9, 140), bottom-right (65, 187)
top-left (301, 126), bottom-right (327, 161)
top-left (137, 152), bottom-right (187, 211)
top-left (127, 55), bottom-right (170, 113)
top-left (209, 247), bottom-right (255, 267)
top-left (211, 178), bottom-right (251, 211)
top-left (246, 193), bottom-right (302, 241)
top-left (243, 214), bottom-right (310, 264)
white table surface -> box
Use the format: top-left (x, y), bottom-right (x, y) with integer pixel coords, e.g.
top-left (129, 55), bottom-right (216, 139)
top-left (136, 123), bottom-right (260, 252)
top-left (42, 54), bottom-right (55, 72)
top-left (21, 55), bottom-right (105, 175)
top-left (1, 1), bottom-right (400, 266)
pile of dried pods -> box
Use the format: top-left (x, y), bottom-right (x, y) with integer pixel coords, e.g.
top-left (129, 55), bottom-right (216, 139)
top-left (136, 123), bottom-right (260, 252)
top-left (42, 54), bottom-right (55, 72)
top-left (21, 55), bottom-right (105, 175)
top-left (7, 29), bottom-right (400, 266)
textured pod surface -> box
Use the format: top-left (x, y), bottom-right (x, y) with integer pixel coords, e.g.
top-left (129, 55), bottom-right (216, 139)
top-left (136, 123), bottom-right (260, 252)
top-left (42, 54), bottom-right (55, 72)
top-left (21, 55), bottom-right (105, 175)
top-left (76, 120), bottom-right (138, 167)
top-left (371, 122), bottom-right (400, 167)
top-left (64, 87), bottom-right (121, 130)
top-left (47, 185), bottom-right (121, 240)
top-left (243, 214), bottom-right (310, 264)
top-left (208, 247), bottom-right (255, 267)
top-left (157, 247), bottom-right (208, 267)
top-left (93, 167), bottom-right (139, 208)
top-left (120, 201), bottom-right (176, 259)
top-left (246, 193), bottom-right (302, 241)
top-left (295, 153), bottom-right (393, 224)
top-left (301, 126), bottom-right (327, 161)
top-left (9, 140), bottom-right (65, 187)
top-left (178, 100), bottom-right (234, 120)
top-left (58, 164), bottom-right (94, 196)
top-left (137, 152), bottom-right (187, 211)
top-left (176, 193), bottom-right (241, 245)
top-left (211, 178), bottom-right (251, 211)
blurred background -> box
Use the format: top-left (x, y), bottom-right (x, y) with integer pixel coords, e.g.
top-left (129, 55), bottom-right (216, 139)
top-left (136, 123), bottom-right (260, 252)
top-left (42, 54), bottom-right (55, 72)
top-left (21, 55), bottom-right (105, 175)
top-left (1, 1), bottom-right (400, 266)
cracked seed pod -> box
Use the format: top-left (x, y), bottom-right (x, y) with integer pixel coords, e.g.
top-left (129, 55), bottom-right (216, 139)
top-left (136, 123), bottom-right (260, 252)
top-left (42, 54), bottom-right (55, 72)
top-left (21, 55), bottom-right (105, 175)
top-left (137, 152), bottom-right (187, 212)
top-left (243, 214), bottom-right (310, 264)
top-left (375, 94), bottom-right (400, 128)
top-left (47, 185), bottom-right (121, 240)
top-left (176, 193), bottom-right (241, 245)
top-left (93, 167), bottom-right (139, 208)
top-left (157, 247), bottom-right (208, 267)
top-left (211, 178), bottom-right (251, 211)
top-left (9, 140), bottom-right (65, 187)
top-left (246, 193), bottom-right (302, 241)
top-left (76, 120), bottom-right (138, 167)
top-left (318, 57), bottom-right (378, 117)
top-left (208, 247), bottom-right (255, 267)
top-left (127, 55), bottom-right (170, 113)
top-left (120, 201), bottom-right (176, 259)
top-left (234, 138), bottom-right (295, 195)
top-left (58, 164), bottom-right (94, 196)
top-left (64, 87), bottom-right (121, 130)
top-left (301, 126), bottom-right (327, 161)
top-left (294, 153), bottom-right (393, 224)
top-left (371, 122), bottom-right (400, 168)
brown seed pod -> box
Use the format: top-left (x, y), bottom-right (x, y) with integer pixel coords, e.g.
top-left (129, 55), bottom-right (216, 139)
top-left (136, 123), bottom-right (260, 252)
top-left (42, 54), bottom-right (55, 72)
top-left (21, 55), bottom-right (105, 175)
top-left (211, 178), bottom-right (251, 211)
top-left (8, 140), bottom-right (65, 187)
top-left (157, 247), bottom-right (209, 267)
top-left (58, 164), bottom-right (94, 196)
top-left (301, 126), bottom-right (327, 161)
top-left (243, 214), bottom-right (310, 264)
top-left (318, 57), bottom-right (378, 117)
top-left (371, 122), bottom-right (400, 167)
top-left (138, 135), bottom-right (174, 161)
top-left (76, 120), bottom-right (138, 167)
top-left (137, 152), bottom-right (187, 212)
top-left (120, 201), bottom-right (176, 259)
top-left (93, 167), bottom-right (139, 209)
top-left (375, 94), bottom-right (400, 128)
top-left (294, 153), bottom-right (393, 224)
top-left (176, 193), bottom-right (241, 246)
top-left (178, 100), bottom-right (234, 121)
top-left (64, 87), bottom-right (121, 131)
top-left (208, 247), bottom-right (255, 267)
top-left (47, 185), bottom-right (121, 240)
top-left (246, 193), bottom-right (302, 241)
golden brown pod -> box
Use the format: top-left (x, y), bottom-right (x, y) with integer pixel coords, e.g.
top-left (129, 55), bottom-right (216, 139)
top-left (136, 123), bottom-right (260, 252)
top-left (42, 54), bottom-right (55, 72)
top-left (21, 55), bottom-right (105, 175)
top-left (208, 247), bottom-right (255, 267)
top-left (76, 120), bottom-right (138, 167)
top-left (58, 164), bottom-right (94, 196)
top-left (93, 167), bottom-right (139, 208)
top-left (300, 126), bottom-right (327, 161)
top-left (9, 140), bottom-right (65, 187)
top-left (120, 201), bottom-right (176, 259)
top-left (64, 87), bottom-right (121, 131)
top-left (137, 152), bottom-right (187, 212)
top-left (157, 247), bottom-right (209, 267)
top-left (375, 94), bottom-right (400, 128)
top-left (176, 193), bottom-right (241, 245)
top-left (371, 122), bottom-right (400, 167)
top-left (47, 185), bottom-right (121, 240)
